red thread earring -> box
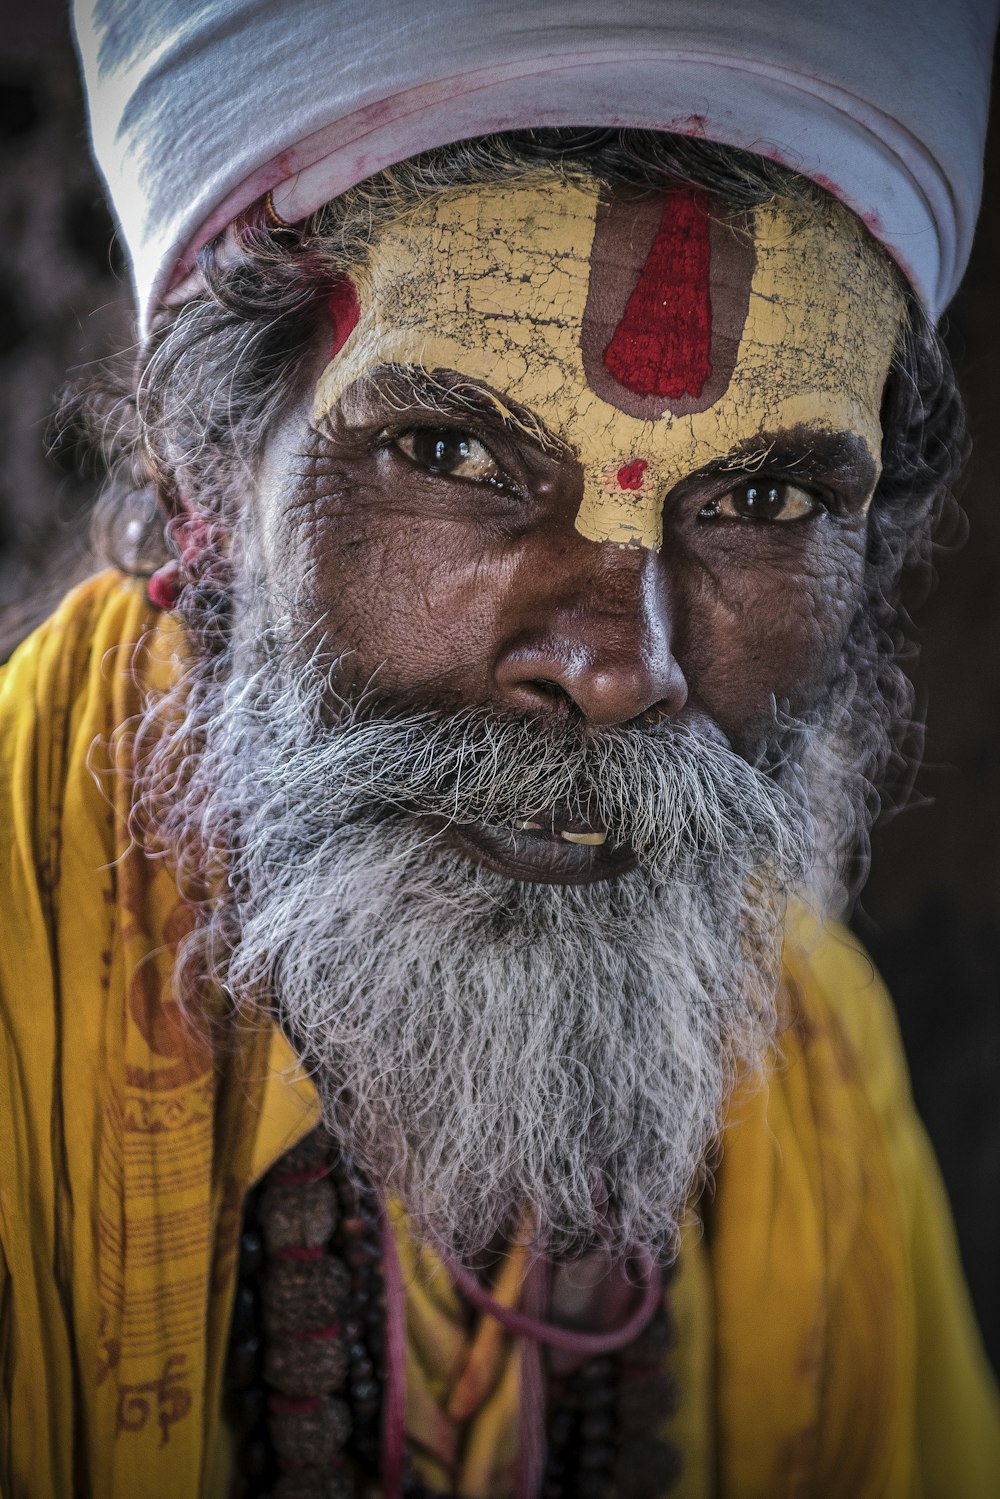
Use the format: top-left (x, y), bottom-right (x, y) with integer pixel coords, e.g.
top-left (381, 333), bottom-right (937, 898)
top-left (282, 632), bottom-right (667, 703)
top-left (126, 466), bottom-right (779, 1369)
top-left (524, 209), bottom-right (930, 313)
top-left (147, 559), bottom-right (182, 611)
top-left (147, 505), bottom-right (211, 612)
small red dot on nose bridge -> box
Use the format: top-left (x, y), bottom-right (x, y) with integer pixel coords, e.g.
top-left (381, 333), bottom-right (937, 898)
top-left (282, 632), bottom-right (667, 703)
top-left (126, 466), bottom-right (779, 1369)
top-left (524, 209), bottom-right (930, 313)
top-left (617, 459), bottom-right (648, 491)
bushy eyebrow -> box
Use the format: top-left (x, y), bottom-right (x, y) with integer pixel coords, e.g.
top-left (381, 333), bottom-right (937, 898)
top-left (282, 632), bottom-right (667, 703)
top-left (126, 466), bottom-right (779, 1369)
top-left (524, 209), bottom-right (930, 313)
top-left (341, 364), bottom-right (570, 455)
top-left (702, 428), bottom-right (879, 493)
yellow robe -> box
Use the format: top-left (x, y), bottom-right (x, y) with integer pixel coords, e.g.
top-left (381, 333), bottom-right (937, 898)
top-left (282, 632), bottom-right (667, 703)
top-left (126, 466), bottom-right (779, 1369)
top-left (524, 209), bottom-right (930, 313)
top-left (1, 572), bottom-right (997, 1498)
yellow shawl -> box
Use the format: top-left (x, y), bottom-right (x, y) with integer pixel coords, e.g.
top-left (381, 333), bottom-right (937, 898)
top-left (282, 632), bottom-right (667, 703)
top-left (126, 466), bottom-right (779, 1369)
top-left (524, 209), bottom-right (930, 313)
top-left (1, 573), bottom-right (998, 1497)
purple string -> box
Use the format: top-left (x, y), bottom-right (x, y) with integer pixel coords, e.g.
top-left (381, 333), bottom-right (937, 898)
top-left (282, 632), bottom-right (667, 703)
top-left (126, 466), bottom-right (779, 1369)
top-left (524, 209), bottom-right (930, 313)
top-left (445, 1249), bottom-right (663, 1356)
top-left (516, 1256), bottom-right (548, 1499)
top-left (379, 1196), bottom-right (407, 1499)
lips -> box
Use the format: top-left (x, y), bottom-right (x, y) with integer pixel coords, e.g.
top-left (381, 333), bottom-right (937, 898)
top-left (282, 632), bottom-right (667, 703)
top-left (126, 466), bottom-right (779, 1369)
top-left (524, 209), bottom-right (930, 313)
top-left (437, 810), bottom-right (638, 885)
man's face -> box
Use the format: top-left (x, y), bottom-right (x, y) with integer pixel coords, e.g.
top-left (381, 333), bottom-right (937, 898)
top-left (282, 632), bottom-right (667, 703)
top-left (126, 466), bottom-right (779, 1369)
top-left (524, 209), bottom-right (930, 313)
top-left (256, 171), bottom-right (903, 879)
top-left (188, 169), bottom-right (904, 1259)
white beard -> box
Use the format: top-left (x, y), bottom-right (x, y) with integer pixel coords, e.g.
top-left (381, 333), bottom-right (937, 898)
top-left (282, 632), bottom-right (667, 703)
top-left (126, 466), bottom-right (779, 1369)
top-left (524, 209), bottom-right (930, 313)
top-left (140, 608), bottom-right (834, 1266)
top-left (232, 812), bottom-right (796, 1264)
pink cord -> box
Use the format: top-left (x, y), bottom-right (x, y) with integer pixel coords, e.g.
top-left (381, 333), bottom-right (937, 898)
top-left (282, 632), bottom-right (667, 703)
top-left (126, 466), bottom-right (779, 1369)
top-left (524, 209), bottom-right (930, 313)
top-left (445, 1249), bottom-right (663, 1357)
top-left (379, 1197), bottom-right (407, 1499)
top-left (516, 1256), bottom-right (548, 1499)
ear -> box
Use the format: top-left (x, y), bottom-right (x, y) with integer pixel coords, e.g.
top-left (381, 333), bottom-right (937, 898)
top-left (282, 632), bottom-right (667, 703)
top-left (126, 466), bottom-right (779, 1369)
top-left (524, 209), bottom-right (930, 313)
top-left (147, 495), bottom-right (216, 612)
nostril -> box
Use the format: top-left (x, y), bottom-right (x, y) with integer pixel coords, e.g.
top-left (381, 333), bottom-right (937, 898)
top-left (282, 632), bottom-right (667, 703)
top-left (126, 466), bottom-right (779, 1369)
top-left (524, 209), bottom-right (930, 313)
top-left (634, 699), bottom-right (679, 731)
top-left (524, 678), bottom-right (575, 713)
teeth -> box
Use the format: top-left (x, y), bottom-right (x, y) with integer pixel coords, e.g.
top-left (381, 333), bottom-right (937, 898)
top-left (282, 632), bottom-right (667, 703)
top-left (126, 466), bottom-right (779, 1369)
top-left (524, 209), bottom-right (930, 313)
top-left (513, 819), bottom-right (608, 846)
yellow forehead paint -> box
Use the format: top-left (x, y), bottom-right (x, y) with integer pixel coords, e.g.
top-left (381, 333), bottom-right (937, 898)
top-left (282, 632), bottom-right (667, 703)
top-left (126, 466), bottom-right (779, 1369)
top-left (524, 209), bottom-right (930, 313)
top-left (312, 175), bottom-right (905, 551)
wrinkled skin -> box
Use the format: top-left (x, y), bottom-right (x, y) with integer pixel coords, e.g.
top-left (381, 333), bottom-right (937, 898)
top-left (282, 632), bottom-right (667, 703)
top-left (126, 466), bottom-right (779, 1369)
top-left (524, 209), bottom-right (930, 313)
top-left (252, 174), bottom-right (903, 880)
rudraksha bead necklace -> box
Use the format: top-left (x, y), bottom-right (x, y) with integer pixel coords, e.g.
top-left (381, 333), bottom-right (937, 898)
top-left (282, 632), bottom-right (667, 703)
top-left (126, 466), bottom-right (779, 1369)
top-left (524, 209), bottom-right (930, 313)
top-left (224, 1128), bottom-right (682, 1497)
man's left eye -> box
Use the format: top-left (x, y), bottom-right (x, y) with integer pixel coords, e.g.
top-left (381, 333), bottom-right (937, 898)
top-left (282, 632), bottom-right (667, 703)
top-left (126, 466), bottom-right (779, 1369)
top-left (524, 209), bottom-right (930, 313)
top-left (395, 428), bottom-right (501, 483)
top-left (700, 479), bottom-right (821, 523)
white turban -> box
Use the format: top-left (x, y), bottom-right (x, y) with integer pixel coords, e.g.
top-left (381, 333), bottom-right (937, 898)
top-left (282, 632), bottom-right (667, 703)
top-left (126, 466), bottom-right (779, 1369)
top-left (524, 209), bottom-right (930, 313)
top-left (74, 0), bottom-right (998, 333)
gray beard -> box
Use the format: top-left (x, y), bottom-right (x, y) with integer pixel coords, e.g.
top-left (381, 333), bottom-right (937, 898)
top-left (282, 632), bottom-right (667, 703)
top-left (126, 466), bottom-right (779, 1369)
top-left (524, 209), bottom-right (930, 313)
top-left (138, 612), bottom-right (874, 1266)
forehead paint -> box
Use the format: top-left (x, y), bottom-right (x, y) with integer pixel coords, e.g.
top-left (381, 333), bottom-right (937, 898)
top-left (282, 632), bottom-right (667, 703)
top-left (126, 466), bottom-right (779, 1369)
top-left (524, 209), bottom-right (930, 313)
top-left (602, 188), bottom-right (713, 402)
top-left (312, 177), bottom-right (905, 552)
top-left (328, 275), bottom-right (360, 359)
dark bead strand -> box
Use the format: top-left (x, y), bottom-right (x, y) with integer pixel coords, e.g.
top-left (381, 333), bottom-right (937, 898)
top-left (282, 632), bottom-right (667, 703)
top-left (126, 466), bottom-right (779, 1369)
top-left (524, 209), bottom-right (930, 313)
top-left (258, 1132), bottom-right (358, 1496)
top-left (576, 1356), bottom-right (619, 1498)
top-left (331, 1153), bottom-right (388, 1479)
top-left (224, 1191), bottom-right (277, 1498)
top-left (577, 1357), bottom-right (619, 1499)
top-left (541, 1387), bottom-right (581, 1498)
top-left (610, 1264), bottom-right (683, 1499)
top-left (538, 1263), bottom-right (684, 1499)
top-left (226, 1135), bottom-right (398, 1496)
top-left (540, 1353), bottom-right (618, 1499)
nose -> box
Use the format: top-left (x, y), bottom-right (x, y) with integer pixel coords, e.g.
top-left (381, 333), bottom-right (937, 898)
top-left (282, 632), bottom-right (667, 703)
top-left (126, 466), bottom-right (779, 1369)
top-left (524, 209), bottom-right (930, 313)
top-left (493, 545), bottom-right (688, 726)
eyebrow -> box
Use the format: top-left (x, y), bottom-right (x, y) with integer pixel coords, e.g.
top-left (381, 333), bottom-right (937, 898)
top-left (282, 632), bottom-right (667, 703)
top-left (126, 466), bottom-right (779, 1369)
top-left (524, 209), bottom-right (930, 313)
top-left (698, 428), bottom-right (879, 493)
top-left (338, 364), bottom-right (570, 454)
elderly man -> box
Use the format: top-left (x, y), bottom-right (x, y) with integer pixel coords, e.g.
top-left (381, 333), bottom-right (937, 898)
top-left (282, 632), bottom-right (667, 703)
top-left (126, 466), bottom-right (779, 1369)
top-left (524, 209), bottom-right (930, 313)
top-left (2, 2), bottom-right (1000, 1497)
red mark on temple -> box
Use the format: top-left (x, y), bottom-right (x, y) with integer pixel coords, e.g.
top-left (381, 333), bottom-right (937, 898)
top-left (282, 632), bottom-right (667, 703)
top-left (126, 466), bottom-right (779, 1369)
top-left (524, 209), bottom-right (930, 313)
top-left (328, 275), bottom-right (360, 359)
top-left (603, 188), bottom-right (713, 400)
top-left (617, 459), bottom-right (648, 490)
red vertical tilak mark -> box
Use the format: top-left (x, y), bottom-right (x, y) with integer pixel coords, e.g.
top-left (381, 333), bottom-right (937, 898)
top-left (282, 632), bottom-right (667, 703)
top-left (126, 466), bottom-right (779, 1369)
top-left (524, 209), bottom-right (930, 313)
top-left (603, 189), bottom-right (713, 400)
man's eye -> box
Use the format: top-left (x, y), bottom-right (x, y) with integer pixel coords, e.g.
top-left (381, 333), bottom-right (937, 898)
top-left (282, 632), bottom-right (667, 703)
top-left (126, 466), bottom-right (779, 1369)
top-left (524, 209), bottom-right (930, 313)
top-left (700, 479), bottom-right (821, 523)
top-left (395, 428), bottom-right (502, 483)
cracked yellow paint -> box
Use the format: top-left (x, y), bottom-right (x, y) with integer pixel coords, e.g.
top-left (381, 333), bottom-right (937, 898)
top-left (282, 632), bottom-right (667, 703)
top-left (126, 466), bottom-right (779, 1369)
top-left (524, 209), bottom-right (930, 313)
top-left (312, 175), bottom-right (904, 551)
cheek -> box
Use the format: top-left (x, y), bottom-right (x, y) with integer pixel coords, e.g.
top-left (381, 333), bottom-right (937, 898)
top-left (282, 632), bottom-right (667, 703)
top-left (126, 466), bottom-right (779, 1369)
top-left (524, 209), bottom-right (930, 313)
top-left (673, 529), bottom-right (867, 742)
top-left (272, 465), bottom-right (515, 700)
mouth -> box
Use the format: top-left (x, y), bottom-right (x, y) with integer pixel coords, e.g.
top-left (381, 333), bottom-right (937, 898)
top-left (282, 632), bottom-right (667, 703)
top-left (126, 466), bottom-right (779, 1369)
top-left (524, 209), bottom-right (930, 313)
top-left (435, 810), bottom-right (638, 884)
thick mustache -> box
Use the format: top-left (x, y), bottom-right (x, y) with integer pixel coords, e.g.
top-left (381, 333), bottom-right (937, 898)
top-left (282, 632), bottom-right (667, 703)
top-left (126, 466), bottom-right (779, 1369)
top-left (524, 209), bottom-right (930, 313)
top-left (265, 705), bottom-right (811, 885)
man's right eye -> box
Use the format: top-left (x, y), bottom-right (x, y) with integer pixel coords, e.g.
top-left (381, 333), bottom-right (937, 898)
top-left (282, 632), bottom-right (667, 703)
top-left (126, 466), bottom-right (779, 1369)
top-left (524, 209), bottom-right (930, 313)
top-left (395, 428), bottom-right (502, 484)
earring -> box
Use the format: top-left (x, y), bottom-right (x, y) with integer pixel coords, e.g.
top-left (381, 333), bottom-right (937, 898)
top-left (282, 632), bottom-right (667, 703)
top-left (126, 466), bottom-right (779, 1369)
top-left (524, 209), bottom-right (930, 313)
top-left (147, 559), bottom-right (182, 611)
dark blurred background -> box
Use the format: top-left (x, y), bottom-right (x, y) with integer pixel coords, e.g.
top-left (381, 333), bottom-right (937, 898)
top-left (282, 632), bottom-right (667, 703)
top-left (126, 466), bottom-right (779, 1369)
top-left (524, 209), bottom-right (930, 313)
top-left (1, 4), bottom-right (998, 1373)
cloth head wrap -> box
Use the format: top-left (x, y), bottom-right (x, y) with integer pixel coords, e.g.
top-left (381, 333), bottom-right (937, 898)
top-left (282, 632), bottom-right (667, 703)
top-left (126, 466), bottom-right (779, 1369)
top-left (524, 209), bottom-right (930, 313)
top-left (74, 0), bottom-right (998, 334)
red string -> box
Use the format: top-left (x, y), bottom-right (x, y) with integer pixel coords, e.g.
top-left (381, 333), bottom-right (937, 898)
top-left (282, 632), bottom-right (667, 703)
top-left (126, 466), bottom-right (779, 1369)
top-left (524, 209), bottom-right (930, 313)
top-left (289, 1320), bottom-right (341, 1342)
top-left (269, 1166), bottom-right (331, 1185)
